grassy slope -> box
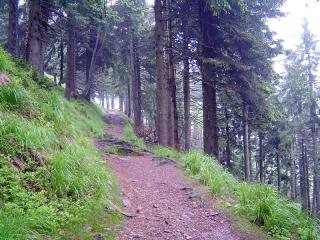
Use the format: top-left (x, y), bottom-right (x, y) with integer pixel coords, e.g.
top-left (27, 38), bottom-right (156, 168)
top-left (0, 48), bottom-right (121, 239)
top-left (122, 121), bottom-right (319, 240)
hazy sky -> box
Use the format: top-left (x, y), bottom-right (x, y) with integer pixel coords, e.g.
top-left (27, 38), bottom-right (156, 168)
top-left (268, 0), bottom-right (320, 49)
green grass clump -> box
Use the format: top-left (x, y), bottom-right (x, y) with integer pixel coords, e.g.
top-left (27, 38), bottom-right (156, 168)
top-left (0, 47), bottom-right (120, 239)
top-left (122, 124), bottom-right (146, 149)
top-left (152, 146), bottom-right (318, 240)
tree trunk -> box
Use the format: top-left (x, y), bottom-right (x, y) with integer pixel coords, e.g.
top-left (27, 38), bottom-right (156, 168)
top-left (276, 141), bottom-right (281, 192)
top-left (59, 34), bottom-right (64, 85)
top-left (100, 92), bottom-right (105, 108)
top-left (7, 0), bottom-right (19, 58)
top-left (290, 139), bottom-right (296, 200)
top-left (248, 126), bottom-right (253, 182)
top-left (82, 28), bottom-right (102, 99)
top-left (155, 0), bottom-right (171, 147)
top-left (126, 80), bottom-right (132, 117)
top-left (243, 101), bottom-right (250, 182)
top-left (199, 0), bottom-right (219, 160)
top-left (26, 0), bottom-right (49, 74)
top-left (258, 132), bottom-right (264, 183)
top-left (182, 17), bottom-right (191, 151)
top-left (166, 0), bottom-right (179, 150)
top-left (106, 94), bottom-right (110, 111)
top-left (119, 95), bottom-right (124, 112)
top-left (111, 96), bottom-right (115, 110)
top-left (304, 144), bottom-right (311, 212)
top-left (300, 138), bottom-right (309, 211)
top-left (311, 100), bottom-right (320, 215)
top-left (64, 15), bottom-right (76, 100)
top-left (130, 28), bottom-right (142, 128)
top-left (225, 108), bottom-right (232, 170)
top-left (85, 47), bottom-right (92, 101)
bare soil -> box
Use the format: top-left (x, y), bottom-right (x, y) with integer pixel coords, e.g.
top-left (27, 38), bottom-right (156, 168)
top-left (97, 113), bottom-right (264, 240)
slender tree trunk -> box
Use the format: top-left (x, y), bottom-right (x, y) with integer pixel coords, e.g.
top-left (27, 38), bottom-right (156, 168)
top-left (310, 100), bottom-right (320, 215)
top-left (276, 141), bottom-right (281, 192)
top-left (304, 144), bottom-right (311, 212)
top-left (59, 34), bottom-right (64, 85)
top-left (258, 132), bottom-right (264, 183)
top-left (111, 96), bottom-right (115, 110)
top-left (119, 94), bottom-right (124, 112)
top-left (83, 28), bottom-right (102, 99)
top-left (155, 0), bottom-right (170, 147)
top-left (199, 0), bottom-right (219, 160)
top-left (106, 94), bottom-right (110, 111)
top-left (64, 15), bottom-right (76, 99)
top-left (243, 101), bottom-right (250, 182)
top-left (130, 28), bottom-right (142, 128)
top-left (85, 47), bottom-right (92, 101)
top-left (7, 0), bottom-right (19, 58)
top-left (126, 79), bottom-right (132, 117)
top-left (290, 139), bottom-right (296, 200)
top-left (225, 108), bottom-right (232, 170)
top-left (182, 17), bottom-right (191, 151)
top-left (249, 126), bottom-right (253, 182)
top-left (300, 138), bottom-right (308, 211)
top-left (100, 92), bottom-right (105, 108)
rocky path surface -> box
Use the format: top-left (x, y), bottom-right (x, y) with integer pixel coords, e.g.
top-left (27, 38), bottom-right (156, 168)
top-left (97, 113), bottom-right (262, 240)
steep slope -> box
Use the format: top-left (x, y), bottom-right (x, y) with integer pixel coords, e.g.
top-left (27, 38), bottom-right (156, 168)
top-left (0, 48), bottom-right (120, 239)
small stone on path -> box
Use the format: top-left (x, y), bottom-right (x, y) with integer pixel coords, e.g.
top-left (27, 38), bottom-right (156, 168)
top-left (122, 199), bottom-right (131, 207)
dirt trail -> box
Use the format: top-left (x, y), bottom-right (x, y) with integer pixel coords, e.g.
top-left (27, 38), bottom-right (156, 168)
top-left (97, 113), bottom-right (261, 240)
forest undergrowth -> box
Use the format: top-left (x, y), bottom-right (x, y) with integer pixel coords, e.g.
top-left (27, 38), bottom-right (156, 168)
top-left (0, 48), bottom-right (121, 240)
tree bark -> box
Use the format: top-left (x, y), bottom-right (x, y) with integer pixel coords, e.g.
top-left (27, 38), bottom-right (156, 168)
top-left (64, 15), bottom-right (76, 100)
top-left (310, 100), bottom-right (320, 215)
top-left (248, 126), bottom-right (253, 182)
top-left (7, 0), bottom-right (19, 58)
top-left (130, 28), bottom-right (142, 128)
top-left (276, 140), bottom-right (281, 192)
top-left (119, 94), bottom-right (124, 112)
top-left (106, 94), bottom-right (110, 111)
top-left (100, 91), bottom-right (105, 108)
top-left (155, 0), bottom-right (171, 147)
top-left (199, 0), bottom-right (219, 160)
top-left (300, 138), bottom-right (309, 211)
top-left (59, 34), bottom-right (64, 85)
top-left (126, 80), bottom-right (132, 117)
top-left (290, 139), bottom-right (296, 200)
top-left (85, 46), bottom-right (92, 101)
top-left (243, 101), bottom-right (250, 182)
top-left (304, 144), bottom-right (311, 212)
top-left (111, 96), bottom-right (115, 110)
top-left (182, 17), bottom-right (191, 151)
top-left (26, 0), bottom-right (49, 74)
top-left (166, 0), bottom-right (179, 150)
top-left (225, 108), bottom-right (232, 170)
top-left (82, 27), bottom-right (102, 100)
top-left (258, 132), bottom-right (264, 183)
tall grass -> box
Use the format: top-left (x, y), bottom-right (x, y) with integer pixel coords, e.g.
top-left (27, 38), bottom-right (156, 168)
top-left (152, 146), bottom-right (318, 240)
top-left (0, 47), bottom-right (119, 239)
top-left (121, 122), bottom-right (146, 149)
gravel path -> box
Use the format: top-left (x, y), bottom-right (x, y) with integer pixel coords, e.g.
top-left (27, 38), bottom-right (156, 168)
top-left (98, 113), bottom-right (262, 240)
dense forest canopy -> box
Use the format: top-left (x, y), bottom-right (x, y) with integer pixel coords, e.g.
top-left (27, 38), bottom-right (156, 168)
top-left (0, 0), bottom-right (320, 238)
